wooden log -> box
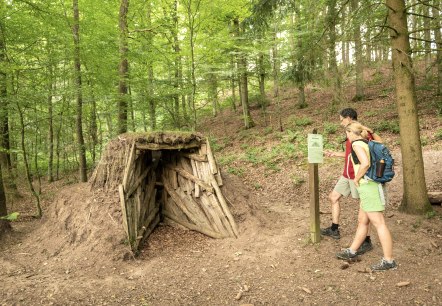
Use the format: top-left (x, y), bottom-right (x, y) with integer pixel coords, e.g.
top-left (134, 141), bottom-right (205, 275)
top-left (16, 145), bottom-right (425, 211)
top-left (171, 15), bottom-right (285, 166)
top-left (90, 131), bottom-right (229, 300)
top-left (122, 142), bottom-right (136, 191)
top-left (176, 188), bottom-right (213, 229)
top-left (180, 152), bottom-right (208, 162)
top-left (137, 206), bottom-right (160, 241)
top-left (119, 184), bottom-right (129, 236)
top-left (171, 156), bottom-right (178, 189)
top-left (429, 191), bottom-right (442, 204)
top-left (126, 165), bottom-right (152, 198)
top-left (200, 193), bottom-right (228, 235)
top-left (166, 165), bottom-right (214, 193)
top-left (210, 176), bottom-right (238, 237)
top-left (135, 142), bottom-right (200, 151)
top-left (137, 212), bottom-right (161, 251)
top-left (190, 159), bottom-right (200, 197)
top-left (163, 210), bottom-right (227, 239)
top-left (163, 178), bottom-right (201, 225)
top-left (205, 138), bottom-right (218, 174)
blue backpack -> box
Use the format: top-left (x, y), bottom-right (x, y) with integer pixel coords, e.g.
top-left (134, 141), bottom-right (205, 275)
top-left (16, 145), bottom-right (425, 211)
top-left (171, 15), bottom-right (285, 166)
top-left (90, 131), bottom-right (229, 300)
top-left (351, 140), bottom-right (395, 183)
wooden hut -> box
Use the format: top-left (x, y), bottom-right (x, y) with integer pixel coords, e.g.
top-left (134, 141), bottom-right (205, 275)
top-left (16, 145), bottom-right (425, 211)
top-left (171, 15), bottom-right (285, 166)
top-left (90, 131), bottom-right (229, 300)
top-left (89, 132), bottom-right (238, 253)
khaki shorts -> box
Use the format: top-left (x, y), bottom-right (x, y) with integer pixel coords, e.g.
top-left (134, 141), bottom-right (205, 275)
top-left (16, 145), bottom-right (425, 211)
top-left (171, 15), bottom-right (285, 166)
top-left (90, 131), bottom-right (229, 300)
top-left (357, 179), bottom-right (386, 212)
top-left (333, 176), bottom-right (359, 199)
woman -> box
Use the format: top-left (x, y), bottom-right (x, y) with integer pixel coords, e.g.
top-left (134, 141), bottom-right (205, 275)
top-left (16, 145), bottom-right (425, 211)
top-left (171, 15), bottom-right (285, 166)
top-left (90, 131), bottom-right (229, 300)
top-left (335, 122), bottom-right (397, 271)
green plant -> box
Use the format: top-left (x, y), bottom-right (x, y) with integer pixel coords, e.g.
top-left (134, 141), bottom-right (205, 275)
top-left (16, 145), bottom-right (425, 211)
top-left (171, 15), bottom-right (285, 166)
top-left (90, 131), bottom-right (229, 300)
top-left (294, 117), bottom-right (313, 127)
top-left (208, 137), bottom-right (224, 152)
top-left (227, 166), bottom-right (244, 176)
top-left (425, 210), bottom-right (436, 219)
top-left (375, 120), bottom-right (400, 134)
top-left (0, 212), bottom-right (20, 221)
top-left (218, 155), bottom-right (236, 166)
top-left (291, 174), bottom-right (305, 186)
top-left (421, 136), bottom-right (429, 146)
top-left (323, 122), bottom-right (338, 135)
top-left (435, 128), bottom-right (442, 141)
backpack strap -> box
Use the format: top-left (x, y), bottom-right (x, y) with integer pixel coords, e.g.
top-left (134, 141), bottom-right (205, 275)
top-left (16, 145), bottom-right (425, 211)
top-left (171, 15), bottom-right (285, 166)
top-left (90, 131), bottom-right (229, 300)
top-left (351, 139), bottom-right (368, 165)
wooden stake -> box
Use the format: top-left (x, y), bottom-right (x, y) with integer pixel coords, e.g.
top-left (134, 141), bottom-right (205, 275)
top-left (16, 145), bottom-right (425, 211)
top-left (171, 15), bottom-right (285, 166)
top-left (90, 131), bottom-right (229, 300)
top-left (205, 138), bottom-right (218, 174)
top-left (166, 165), bottom-right (214, 192)
top-left (309, 129), bottom-right (321, 243)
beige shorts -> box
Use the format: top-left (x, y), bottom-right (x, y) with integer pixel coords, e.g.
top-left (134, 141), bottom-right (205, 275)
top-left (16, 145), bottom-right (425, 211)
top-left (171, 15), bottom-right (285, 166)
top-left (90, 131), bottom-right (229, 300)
top-left (333, 176), bottom-right (359, 199)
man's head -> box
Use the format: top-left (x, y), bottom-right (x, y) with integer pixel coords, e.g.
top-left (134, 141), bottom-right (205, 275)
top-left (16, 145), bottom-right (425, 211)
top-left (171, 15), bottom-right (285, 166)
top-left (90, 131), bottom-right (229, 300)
top-left (339, 108), bottom-right (358, 127)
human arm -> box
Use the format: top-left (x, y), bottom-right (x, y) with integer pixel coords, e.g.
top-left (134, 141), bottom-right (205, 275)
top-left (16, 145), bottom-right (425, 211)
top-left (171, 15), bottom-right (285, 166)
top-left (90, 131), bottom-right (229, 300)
top-left (324, 150), bottom-right (345, 158)
top-left (352, 144), bottom-right (370, 187)
top-left (371, 132), bottom-right (382, 143)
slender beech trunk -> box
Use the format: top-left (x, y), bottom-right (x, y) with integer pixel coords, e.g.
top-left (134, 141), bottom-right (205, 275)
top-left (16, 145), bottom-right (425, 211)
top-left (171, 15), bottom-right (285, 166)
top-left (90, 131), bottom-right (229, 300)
top-left (230, 56), bottom-right (237, 112)
top-left (0, 5), bottom-right (8, 222)
top-left (272, 25), bottom-right (282, 132)
top-left (185, 0), bottom-right (198, 129)
top-left (146, 1), bottom-right (156, 130)
top-left (432, 2), bottom-right (442, 98)
top-left (172, 0), bottom-right (180, 128)
top-left (293, 9), bottom-right (307, 109)
top-left (386, 0), bottom-right (432, 214)
top-left (47, 45), bottom-right (54, 182)
top-left (327, 0), bottom-right (342, 105)
top-left (17, 105), bottom-right (42, 218)
top-left (423, 4), bottom-right (431, 81)
top-left (234, 19), bottom-right (254, 129)
top-left (209, 68), bottom-right (218, 117)
top-left (72, 0), bottom-right (87, 182)
top-left (118, 0), bottom-right (129, 134)
top-left (352, 0), bottom-right (364, 101)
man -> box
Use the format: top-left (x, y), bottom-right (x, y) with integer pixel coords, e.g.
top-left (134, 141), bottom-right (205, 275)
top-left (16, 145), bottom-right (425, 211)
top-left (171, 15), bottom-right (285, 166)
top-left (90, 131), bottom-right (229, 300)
top-left (322, 108), bottom-right (381, 255)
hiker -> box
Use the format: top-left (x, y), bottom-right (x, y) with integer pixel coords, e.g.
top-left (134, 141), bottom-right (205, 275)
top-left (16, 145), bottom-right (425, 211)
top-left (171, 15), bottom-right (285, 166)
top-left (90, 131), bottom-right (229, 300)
top-left (321, 108), bottom-right (381, 255)
top-left (336, 122), bottom-right (396, 271)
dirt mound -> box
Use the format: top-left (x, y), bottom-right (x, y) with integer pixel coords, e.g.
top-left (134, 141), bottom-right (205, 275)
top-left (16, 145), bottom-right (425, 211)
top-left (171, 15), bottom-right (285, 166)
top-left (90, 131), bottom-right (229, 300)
top-left (13, 169), bottom-right (264, 266)
top-left (27, 184), bottom-right (130, 264)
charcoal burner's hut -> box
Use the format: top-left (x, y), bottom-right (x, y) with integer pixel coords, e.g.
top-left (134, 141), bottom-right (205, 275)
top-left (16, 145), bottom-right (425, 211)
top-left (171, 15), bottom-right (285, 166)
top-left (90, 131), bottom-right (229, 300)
top-left (89, 132), bottom-right (238, 253)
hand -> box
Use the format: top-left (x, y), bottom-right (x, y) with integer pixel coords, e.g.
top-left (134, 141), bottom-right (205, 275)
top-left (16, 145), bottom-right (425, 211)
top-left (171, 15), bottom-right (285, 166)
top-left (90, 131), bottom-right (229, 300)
top-left (353, 179), bottom-right (360, 188)
top-left (324, 150), bottom-right (335, 157)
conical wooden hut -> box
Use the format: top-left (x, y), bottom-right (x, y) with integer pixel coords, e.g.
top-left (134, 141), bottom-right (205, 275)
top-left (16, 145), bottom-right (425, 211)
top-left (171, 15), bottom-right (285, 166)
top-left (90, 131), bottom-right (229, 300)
top-left (89, 132), bottom-right (238, 253)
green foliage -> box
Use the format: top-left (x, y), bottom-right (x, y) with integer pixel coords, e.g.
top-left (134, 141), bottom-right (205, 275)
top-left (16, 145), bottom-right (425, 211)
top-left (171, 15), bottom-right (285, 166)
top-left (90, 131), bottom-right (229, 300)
top-left (420, 136), bottom-right (428, 147)
top-left (227, 166), bottom-right (245, 176)
top-left (218, 155), bottom-right (237, 166)
top-left (292, 116), bottom-right (313, 127)
top-left (435, 128), bottom-right (442, 141)
top-left (375, 120), bottom-right (400, 134)
top-left (425, 210), bottom-right (436, 219)
top-left (0, 212), bottom-right (20, 221)
top-left (323, 122), bottom-right (338, 135)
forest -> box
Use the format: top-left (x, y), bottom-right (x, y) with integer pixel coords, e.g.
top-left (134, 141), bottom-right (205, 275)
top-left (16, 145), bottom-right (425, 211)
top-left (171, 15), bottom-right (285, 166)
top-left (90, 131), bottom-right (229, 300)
top-left (0, 0), bottom-right (442, 304)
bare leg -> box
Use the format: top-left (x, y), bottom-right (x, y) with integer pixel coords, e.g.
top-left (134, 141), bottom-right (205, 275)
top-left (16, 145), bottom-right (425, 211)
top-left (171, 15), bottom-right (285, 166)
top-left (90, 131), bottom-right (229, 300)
top-left (367, 212), bottom-right (393, 260)
top-left (329, 190), bottom-right (342, 224)
top-left (350, 208), bottom-right (370, 251)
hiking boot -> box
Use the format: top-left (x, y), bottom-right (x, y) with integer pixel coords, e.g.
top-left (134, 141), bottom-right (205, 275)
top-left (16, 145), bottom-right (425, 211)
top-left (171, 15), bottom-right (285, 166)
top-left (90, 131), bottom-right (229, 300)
top-left (371, 258), bottom-right (397, 271)
top-left (320, 227), bottom-right (340, 239)
top-left (336, 248), bottom-right (358, 260)
top-left (356, 240), bottom-right (374, 255)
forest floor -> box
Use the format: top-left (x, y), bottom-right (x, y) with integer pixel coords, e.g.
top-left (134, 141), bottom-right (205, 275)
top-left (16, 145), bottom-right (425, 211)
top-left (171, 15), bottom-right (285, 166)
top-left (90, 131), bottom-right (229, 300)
top-left (1, 64), bottom-right (442, 305)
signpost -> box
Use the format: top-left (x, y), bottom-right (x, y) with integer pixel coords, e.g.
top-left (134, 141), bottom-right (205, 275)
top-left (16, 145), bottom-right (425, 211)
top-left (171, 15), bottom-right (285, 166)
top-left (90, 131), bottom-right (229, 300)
top-left (308, 129), bottom-right (323, 243)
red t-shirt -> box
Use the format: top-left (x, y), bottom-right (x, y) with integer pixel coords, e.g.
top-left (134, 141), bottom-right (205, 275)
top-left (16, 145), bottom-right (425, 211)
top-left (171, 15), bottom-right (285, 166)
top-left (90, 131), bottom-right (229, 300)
top-left (342, 132), bottom-right (374, 179)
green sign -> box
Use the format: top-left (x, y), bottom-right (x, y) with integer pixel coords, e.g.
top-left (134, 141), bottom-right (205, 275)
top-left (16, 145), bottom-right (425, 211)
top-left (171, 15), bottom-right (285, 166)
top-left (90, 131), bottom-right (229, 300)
top-left (308, 134), bottom-right (323, 163)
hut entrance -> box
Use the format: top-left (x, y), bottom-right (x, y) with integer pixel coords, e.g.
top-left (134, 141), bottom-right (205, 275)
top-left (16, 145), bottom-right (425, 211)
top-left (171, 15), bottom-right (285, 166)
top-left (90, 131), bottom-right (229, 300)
top-left (90, 132), bottom-right (238, 253)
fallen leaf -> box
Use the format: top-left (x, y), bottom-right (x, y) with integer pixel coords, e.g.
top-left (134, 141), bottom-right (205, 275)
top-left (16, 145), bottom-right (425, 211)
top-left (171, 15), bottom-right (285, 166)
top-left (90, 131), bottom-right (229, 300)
top-left (235, 291), bottom-right (243, 300)
top-left (301, 287), bottom-right (312, 294)
top-left (340, 263), bottom-right (350, 270)
top-left (396, 281), bottom-right (411, 287)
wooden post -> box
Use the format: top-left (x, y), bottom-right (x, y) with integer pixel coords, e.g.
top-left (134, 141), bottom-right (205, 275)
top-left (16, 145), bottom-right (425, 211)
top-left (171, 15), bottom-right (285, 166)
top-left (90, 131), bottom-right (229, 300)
top-left (309, 128), bottom-right (320, 243)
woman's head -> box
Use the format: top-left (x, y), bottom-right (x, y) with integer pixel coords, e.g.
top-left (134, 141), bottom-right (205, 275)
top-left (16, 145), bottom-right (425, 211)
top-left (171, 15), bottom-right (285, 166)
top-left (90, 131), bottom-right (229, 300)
top-left (345, 122), bottom-right (368, 140)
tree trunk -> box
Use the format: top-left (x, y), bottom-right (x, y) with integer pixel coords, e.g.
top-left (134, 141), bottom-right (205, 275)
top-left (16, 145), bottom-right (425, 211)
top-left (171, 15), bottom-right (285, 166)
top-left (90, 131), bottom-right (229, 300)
top-left (208, 68), bottom-right (218, 117)
top-left (327, 0), bottom-right (342, 105)
top-left (17, 105), bottom-right (42, 218)
top-left (352, 0), bottom-right (364, 101)
top-left (118, 0), bottom-right (129, 134)
top-left (432, 2), bottom-right (442, 98)
top-left (272, 25), bottom-right (282, 131)
top-left (423, 4), bottom-right (431, 81)
top-left (47, 46), bottom-right (54, 183)
top-left (72, 0), bottom-right (87, 182)
top-left (230, 56), bottom-right (237, 112)
top-left (386, 0), bottom-right (433, 214)
top-left (172, 0), bottom-right (181, 129)
top-left (294, 8), bottom-right (307, 109)
top-left (146, 1), bottom-right (156, 130)
top-left (0, 14), bottom-right (17, 197)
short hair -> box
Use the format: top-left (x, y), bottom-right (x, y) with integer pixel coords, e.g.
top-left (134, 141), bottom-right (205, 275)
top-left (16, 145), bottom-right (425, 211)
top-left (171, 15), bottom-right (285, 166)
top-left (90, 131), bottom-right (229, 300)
top-left (340, 108), bottom-right (358, 120)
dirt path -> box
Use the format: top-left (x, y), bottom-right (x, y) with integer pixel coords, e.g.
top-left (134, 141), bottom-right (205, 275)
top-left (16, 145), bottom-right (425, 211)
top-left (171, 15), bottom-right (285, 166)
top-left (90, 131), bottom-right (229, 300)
top-left (1, 148), bottom-right (441, 305)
